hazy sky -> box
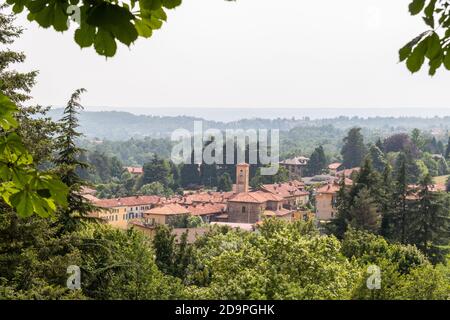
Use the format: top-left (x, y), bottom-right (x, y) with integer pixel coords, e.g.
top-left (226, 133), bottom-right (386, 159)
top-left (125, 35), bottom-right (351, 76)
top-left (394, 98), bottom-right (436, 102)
top-left (9, 0), bottom-right (450, 109)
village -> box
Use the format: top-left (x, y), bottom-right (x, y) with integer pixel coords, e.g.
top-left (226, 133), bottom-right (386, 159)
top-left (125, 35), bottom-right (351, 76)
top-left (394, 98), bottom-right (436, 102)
top-left (85, 159), bottom-right (376, 240)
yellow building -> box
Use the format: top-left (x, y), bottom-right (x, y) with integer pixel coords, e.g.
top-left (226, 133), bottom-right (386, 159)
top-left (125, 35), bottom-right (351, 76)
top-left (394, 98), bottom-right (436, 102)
top-left (315, 182), bottom-right (341, 221)
top-left (90, 195), bottom-right (161, 229)
top-left (142, 203), bottom-right (191, 226)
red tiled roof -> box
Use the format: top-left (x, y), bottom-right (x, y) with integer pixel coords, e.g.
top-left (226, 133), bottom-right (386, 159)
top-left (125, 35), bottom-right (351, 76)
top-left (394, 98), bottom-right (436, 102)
top-left (261, 180), bottom-right (308, 198)
top-left (316, 179), bottom-right (353, 194)
top-left (337, 167), bottom-right (360, 177)
top-left (144, 203), bottom-right (190, 216)
top-left (263, 208), bottom-right (293, 217)
top-left (228, 191), bottom-right (284, 203)
top-left (124, 166), bottom-right (143, 174)
top-left (328, 162), bottom-right (343, 170)
top-left (94, 195), bottom-right (161, 208)
top-left (186, 203), bottom-right (226, 216)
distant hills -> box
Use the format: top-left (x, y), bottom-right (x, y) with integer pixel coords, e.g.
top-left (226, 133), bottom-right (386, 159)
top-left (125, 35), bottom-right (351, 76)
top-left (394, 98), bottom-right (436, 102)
top-left (46, 108), bottom-right (450, 141)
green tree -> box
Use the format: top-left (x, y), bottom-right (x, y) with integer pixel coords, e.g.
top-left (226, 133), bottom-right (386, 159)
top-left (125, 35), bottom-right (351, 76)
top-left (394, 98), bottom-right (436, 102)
top-left (139, 154), bottom-right (173, 189)
top-left (54, 89), bottom-right (94, 232)
top-left (349, 187), bottom-right (381, 234)
top-left (409, 174), bottom-right (450, 264)
top-left (368, 144), bottom-right (387, 172)
top-left (445, 137), bottom-right (450, 159)
top-left (305, 145), bottom-right (327, 176)
top-left (217, 172), bottom-right (232, 192)
top-left (341, 127), bottom-right (367, 169)
top-left (6, 0), bottom-right (183, 57)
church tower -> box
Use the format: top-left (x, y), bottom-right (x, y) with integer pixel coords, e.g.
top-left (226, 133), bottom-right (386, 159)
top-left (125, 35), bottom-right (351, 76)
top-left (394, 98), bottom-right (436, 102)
top-left (235, 163), bottom-right (249, 193)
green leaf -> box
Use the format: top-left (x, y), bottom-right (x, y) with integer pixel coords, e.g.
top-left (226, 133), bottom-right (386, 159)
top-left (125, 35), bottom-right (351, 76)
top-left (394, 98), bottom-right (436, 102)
top-left (10, 190), bottom-right (34, 218)
top-left (443, 50), bottom-right (450, 70)
top-left (75, 23), bottom-right (96, 48)
top-left (409, 0), bottom-right (426, 15)
top-left (94, 29), bottom-right (117, 57)
top-left (135, 19), bottom-right (153, 38)
top-left (53, 2), bottom-right (69, 32)
top-left (426, 32), bottom-right (441, 60)
top-left (428, 55), bottom-right (442, 76)
top-left (406, 38), bottom-right (428, 73)
top-left (162, 0), bottom-right (182, 9)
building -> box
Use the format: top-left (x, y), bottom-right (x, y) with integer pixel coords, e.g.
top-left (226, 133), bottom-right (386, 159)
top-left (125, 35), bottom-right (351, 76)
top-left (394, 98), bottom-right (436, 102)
top-left (315, 179), bottom-right (352, 221)
top-left (328, 163), bottom-right (344, 176)
top-left (235, 162), bottom-right (250, 193)
top-left (90, 195), bottom-right (161, 229)
top-left (185, 203), bottom-right (227, 223)
top-left (336, 167), bottom-right (360, 179)
top-left (261, 180), bottom-right (309, 209)
top-left (280, 156), bottom-right (309, 179)
top-left (142, 203), bottom-right (190, 226)
top-left (124, 166), bottom-right (144, 175)
top-left (227, 164), bottom-right (296, 224)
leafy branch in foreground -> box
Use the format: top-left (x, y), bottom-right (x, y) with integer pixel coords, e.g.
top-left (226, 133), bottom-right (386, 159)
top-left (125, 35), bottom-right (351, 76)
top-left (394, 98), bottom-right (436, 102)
top-left (401, 0), bottom-right (450, 75)
top-left (0, 91), bottom-right (68, 218)
top-left (6, 0), bottom-right (183, 57)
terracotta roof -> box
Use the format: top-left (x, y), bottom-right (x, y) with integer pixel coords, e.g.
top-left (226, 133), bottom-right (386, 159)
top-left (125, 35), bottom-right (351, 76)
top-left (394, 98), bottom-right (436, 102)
top-left (124, 166), bottom-right (143, 174)
top-left (94, 195), bottom-right (161, 208)
top-left (263, 208), bottom-right (293, 217)
top-left (261, 180), bottom-right (308, 198)
top-left (337, 167), bottom-right (360, 177)
top-left (228, 191), bottom-right (284, 203)
top-left (185, 203), bottom-right (226, 216)
top-left (144, 203), bottom-right (190, 216)
top-left (328, 162), bottom-right (343, 170)
top-left (316, 181), bottom-right (342, 194)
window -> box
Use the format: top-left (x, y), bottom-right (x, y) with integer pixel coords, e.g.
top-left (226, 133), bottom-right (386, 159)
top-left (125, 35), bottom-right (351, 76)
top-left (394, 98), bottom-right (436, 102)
top-left (242, 206), bottom-right (246, 213)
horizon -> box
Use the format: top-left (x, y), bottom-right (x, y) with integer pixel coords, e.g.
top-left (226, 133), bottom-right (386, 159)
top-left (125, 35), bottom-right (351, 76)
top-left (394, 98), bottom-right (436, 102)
top-left (50, 106), bottom-right (450, 122)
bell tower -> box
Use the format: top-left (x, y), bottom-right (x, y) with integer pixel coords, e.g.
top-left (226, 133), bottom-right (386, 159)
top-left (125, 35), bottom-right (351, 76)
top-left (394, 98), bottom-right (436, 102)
top-left (236, 163), bottom-right (249, 193)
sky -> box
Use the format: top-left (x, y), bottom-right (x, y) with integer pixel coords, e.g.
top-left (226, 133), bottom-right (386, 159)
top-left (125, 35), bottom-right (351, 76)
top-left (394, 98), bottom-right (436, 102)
top-left (8, 0), bottom-right (450, 111)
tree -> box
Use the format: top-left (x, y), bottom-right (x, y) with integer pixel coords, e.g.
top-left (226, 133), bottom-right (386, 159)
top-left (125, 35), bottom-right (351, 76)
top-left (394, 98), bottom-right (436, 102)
top-left (54, 89), bottom-right (94, 232)
top-left (305, 145), bottom-right (327, 176)
top-left (389, 155), bottom-right (414, 244)
top-left (400, 0), bottom-right (450, 75)
top-left (139, 154), bottom-right (173, 189)
top-left (446, 176), bottom-right (450, 192)
top-left (411, 128), bottom-right (424, 151)
top-left (445, 137), bottom-right (450, 159)
top-left (139, 182), bottom-right (166, 196)
top-left (409, 174), bottom-right (450, 264)
top-left (6, 1), bottom-right (182, 57)
top-left (368, 145), bottom-right (387, 173)
top-left (217, 172), bottom-right (232, 192)
top-left (341, 128), bottom-right (367, 169)
top-left (384, 133), bottom-right (419, 156)
top-left (348, 188), bottom-right (381, 234)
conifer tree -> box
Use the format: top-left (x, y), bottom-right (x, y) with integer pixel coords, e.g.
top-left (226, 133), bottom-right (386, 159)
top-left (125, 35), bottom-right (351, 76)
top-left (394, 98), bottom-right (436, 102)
top-left (349, 187), bottom-right (381, 234)
top-left (326, 175), bottom-right (351, 238)
top-left (55, 88), bottom-right (93, 232)
top-left (391, 155), bottom-right (412, 244)
top-left (305, 145), bottom-right (327, 176)
top-left (341, 127), bottom-right (367, 169)
top-left (409, 174), bottom-right (450, 264)
top-left (445, 137), bottom-right (450, 160)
